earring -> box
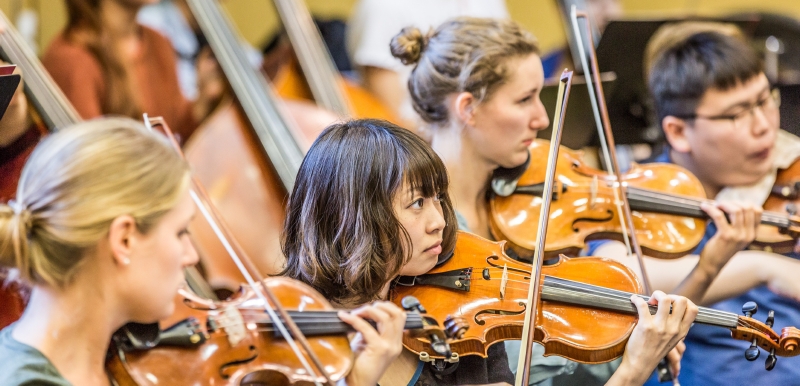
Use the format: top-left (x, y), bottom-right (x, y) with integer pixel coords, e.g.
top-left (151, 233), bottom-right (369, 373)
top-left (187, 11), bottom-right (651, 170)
top-left (121, 256), bottom-right (130, 265)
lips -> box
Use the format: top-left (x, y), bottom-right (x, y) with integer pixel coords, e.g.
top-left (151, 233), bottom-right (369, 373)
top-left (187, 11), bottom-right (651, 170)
top-left (749, 147), bottom-right (771, 161)
top-left (424, 240), bottom-right (443, 255)
top-left (522, 139), bottom-right (534, 147)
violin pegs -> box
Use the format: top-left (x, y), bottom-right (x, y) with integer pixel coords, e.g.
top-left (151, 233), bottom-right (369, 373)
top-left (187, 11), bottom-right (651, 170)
top-left (766, 310), bottom-right (775, 328)
top-left (742, 301), bottom-right (758, 318)
top-left (444, 316), bottom-right (469, 340)
top-left (766, 349), bottom-right (777, 371)
top-left (401, 296), bottom-right (426, 313)
top-left (745, 339), bottom-right (761, 361)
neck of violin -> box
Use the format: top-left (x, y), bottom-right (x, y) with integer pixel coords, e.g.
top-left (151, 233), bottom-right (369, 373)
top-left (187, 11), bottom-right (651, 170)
top-left (246, 310), bottom-right (424, 337)
top-left (625, 187), bottom-right (790, 229)
top-left (542, 276), bottom-right (740, 329)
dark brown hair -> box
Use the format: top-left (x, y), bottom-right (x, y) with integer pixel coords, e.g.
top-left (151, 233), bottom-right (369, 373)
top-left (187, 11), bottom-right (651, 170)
top-left (391, 17), bottom-right (540, 125)
top-left (280, 119), bottom-right (457, 305)
top-left (64, 0), bottom-right (141, 119)
top-left (647, 22), bottom-right (763, 124)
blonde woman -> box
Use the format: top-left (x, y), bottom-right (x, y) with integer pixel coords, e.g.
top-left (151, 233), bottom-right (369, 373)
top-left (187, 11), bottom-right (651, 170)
top-left (0, 117), bottom-right (404, 386)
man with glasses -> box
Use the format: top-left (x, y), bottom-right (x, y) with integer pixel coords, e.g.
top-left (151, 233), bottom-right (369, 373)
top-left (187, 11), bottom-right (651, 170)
top-left (640, 22), bottom-right (800, 385)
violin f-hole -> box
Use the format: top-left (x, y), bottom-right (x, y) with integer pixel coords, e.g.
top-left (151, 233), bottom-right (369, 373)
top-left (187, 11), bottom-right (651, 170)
top-left (571, 209), bottom-right (614, 232)
top-left (474, 302), bottom-right (526, 325)
top-left (219, 344), bottom-right (258, 380)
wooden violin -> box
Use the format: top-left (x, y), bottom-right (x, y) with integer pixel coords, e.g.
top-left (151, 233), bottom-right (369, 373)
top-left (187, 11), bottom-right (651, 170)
top-left (392, 231), bottom-right (800, 370)
top-left (107, 278), bottom-right (457, 385)
top-left (489, 139), bottom-right (800, 260)
top-left (751, 157), bottom-right (800, 253)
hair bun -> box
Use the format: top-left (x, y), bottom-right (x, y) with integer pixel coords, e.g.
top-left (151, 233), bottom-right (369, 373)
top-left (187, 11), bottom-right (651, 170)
top-left (391, 27), bottom-right (428, 65)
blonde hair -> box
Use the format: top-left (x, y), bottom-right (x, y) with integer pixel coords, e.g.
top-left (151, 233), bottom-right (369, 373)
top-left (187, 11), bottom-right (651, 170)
top-left (390, 17), bottom-right (540, 125)
top-left (0, 117), bottom-right (190, 287)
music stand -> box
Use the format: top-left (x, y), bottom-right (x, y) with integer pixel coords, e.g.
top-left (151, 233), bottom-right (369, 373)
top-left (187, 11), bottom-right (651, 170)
top-left (537, 72), bottom-right (616, 150)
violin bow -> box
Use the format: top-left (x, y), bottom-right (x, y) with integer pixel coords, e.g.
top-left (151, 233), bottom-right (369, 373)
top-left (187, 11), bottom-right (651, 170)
top-left (569, 7), bottom-right (679, 384)
top-left (515, 70), bottom-right (574, 386)
top-left (568, 6), bottom-right (653, 296)
top-left (143, 115), bottom-right (336, 386)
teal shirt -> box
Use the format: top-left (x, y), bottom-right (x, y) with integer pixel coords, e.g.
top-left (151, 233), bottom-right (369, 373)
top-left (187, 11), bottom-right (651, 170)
top-left (0, 325), bottom-right (72, 386)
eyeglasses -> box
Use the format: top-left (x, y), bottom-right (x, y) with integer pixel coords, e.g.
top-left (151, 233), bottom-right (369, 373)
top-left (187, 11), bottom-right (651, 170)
top-left (675, 88), bottom-right (781, 130)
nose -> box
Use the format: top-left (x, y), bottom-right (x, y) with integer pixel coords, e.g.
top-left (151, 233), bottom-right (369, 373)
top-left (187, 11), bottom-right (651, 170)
top-left (750, 105), bottom-right (773, 137)
top-left (183, 238), bottom-right (200, 267)
top-left (427, 202), bottom-right (447, 235)
top-left (530, 97), bottom-right (550, 132)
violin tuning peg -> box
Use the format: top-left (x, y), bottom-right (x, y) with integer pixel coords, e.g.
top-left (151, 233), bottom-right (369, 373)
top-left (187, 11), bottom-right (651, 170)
top-left (742, 301), bottom-right (758, 317)
top-left (766, 310), bottom-right (775, 328)
top-left (401, 296), bottom-right (426, 313)
top-left (766, 349), bottom-right (777, 371)
top-left (745, 339), bottom-right (760, 361)
top-left (444, 316), bottom-right (469, 340)
top-left (788, 202), bottom-right (798, 216)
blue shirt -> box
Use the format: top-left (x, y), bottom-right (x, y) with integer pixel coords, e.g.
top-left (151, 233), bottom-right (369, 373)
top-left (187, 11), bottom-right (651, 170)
top-left (638, 150), bottom-right (800, 386)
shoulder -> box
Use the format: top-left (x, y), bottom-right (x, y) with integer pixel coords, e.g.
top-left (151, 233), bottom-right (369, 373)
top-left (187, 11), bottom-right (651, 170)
top-left (140, 25), bottom-right (176, 55)
top-left (41, 33), bottom-right (97, 67)
top-left (0, 327), bottom-right (71, 386)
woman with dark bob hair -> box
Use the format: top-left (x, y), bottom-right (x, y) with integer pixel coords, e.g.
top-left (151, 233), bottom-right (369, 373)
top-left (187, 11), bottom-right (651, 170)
top-left (281, 118), bottom-right (698, 385)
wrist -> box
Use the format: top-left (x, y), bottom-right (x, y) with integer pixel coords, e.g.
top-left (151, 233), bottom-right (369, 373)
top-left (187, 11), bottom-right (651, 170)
top-left (607, 355), bottom-right (649, 386)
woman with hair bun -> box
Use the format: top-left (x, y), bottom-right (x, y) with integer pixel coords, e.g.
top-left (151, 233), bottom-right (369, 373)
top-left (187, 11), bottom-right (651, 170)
top-left (0, 117), bottom-right (403, 386)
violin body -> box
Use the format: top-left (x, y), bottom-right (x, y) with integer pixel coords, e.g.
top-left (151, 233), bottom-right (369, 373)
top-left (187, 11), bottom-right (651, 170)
top-left (752, 159), bottom-right (800, 253)
top-left (392, 231), bottom-right (642, 363)
top-left (108, 277), bottom-right (353, 386)
top-left (392, 231), bottom-right (800, 367)
top-left (490, 139), bottom-right (706, 260)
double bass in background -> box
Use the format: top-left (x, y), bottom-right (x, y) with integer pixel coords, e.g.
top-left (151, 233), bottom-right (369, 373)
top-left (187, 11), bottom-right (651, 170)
top-left (0, 8), bottom-right (84, 329)
top-left (179, 0), bottom-right (343, 297)
top-left (265, 0), bottom-right (400, 123)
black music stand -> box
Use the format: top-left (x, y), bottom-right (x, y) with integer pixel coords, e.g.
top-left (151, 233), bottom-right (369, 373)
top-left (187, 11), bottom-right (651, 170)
top-left (537, 72), bottom-right (616, 150)
top-left (0, 65), bottom-right (20, 122)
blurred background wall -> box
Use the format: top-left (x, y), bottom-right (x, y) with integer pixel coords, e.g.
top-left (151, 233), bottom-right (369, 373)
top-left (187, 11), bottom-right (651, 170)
top-left (3, 0), bottom-right (800, 57)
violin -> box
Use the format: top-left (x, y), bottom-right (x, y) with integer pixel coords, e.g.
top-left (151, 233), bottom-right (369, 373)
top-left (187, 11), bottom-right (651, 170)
top-left (107, 278), bottom-right (457, 385)
top-left (751, 158), bottom-right (800, 253)
top-left (392, 231), bottom-right (800, 370)
top-left (489, 139), bottom-right (800, 260)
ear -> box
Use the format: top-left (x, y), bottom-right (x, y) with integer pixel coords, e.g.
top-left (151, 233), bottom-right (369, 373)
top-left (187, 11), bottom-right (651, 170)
top-left (661, 116), bottom-right (692, 154)
top-left (452, 91), bottom-right (476, 126)
top-left (108, 215), bottom-right (137, 266)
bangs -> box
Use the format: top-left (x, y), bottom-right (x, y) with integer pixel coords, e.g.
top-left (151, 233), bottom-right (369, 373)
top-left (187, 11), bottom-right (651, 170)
top-left (399, 140), bottom-right (449, 198)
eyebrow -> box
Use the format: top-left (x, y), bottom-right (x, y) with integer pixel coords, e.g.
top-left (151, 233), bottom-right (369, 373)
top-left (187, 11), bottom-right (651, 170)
top-left (718, 85), bottom-right (770, 114)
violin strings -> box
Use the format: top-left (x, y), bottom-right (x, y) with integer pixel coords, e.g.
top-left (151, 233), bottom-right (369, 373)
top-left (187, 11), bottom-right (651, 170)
top-left (459, 269), bottom-right (740, 327)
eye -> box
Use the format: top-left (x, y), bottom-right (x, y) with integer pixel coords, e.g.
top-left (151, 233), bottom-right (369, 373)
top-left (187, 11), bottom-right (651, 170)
top-left (518, 95), bottom-right (533, 104)
top-left (434, 192), bottom-right (444, 202)
top-left (409, 198), bottom-right (424, 209)
top-left (178, 228), bottom-right (191, 237)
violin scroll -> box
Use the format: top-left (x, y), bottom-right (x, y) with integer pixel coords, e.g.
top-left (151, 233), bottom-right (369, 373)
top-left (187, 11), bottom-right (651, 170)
top-left (731, 301), bottom-right (800, 371)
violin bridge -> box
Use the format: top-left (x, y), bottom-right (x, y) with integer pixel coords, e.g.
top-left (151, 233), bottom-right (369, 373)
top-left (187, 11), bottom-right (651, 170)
top-left (220, 306), bottom-right (246, 346)
top-left (500, 264), bottom-right (509, 300)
